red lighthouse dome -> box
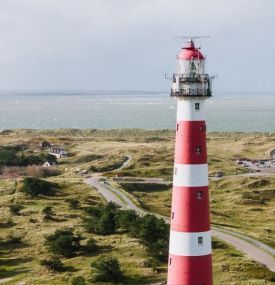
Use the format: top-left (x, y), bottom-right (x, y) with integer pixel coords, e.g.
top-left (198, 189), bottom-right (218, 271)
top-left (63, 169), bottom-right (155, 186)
top-left (178, 39), bottom-right (205, 60)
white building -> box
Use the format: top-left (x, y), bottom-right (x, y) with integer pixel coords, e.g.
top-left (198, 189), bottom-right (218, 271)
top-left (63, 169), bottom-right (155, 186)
top-left (49, 147), bottom-right (68, 159)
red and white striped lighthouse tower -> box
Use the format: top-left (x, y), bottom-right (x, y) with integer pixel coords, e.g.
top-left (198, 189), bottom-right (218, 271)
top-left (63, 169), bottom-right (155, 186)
top-left (167, 39), bottom-right (213, 285)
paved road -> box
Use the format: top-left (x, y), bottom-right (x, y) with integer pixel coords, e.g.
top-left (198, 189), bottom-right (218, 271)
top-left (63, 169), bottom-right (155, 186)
top-left (210, 171), bottom-right (275, 181)
top-left (116, 155), bottom-right (132, 171)
top-left (212, 229), bottom-right (275, 272)
top-left (85, 176), bottom-right (275, 273)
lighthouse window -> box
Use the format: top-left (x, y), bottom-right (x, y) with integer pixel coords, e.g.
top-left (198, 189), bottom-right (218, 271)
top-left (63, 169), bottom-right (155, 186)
top-left (174, 167), bottom-right (178, 175)
top-left (169, 258), bottom-right (172, 265)
top-left (196, 191), bottom-right (203, 199)
top-left (195, 102), bottom-right (200, 111)
top-left (196, 146), bottom-right (202, 155)
top-left (198, 236), bottom-right (203, 245)
top-left (176, 123), bottom-right (179, 132)
top-left (172, 212), bottom-right (175, 219)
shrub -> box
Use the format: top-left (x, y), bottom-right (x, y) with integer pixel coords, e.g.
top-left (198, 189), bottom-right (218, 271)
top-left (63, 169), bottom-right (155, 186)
top-left (115, 209), bottom-right (138, 229)
top-left (85, 203), bottom-right (117, 235)
top-left (91, 256), bottom-right (122, 282)
top-left (40, 256), bottom-right (65, 272)
top-left (86, 211), bottom-right (116, 235)
top-left (42, 206), bottom-right (55, 220)
top-left (9, 204), bottom-right (24, 215)
top-left (85, 238), bottom-right (98, 253)
top-left (45, 229), bottom-right (82, 257)
top-left (0, 149), bottom-right (17, 166)
top-left (22, 177), bottom-right (57, 197)
top-left (66, 198), bottom-right (80, 209)
top-left (71, 276), bottom-right (86, 285)
top-left (136, 214), bottom-right (169, 244)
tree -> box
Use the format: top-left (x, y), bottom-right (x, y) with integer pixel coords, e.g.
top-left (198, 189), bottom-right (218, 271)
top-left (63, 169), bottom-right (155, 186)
top-left (22, 177), bottom-right (57, 197)
top-left (91, 256), bottom-right (122, 282)
top-left (138, 214), bottom-right (169, 245)
top-left (115, 209), bottom-right (138, 229)
top-left (0, 150), bottom-right (17, 166)
top-left (96, 212), bottom-right (116, 235)
top-left (40, 256), bottom-right (65, 272)
top-left (147, 238), bottom-right (169, 262)
top-left (45, 229), bottom-right (82, 257)
top-left (85, 207), bottom-right (116, 235)
top-left (85, 238), bottom-right (98, 253)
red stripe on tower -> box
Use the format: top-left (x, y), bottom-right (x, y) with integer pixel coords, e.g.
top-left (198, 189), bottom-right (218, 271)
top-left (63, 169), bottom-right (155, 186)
top-left (167, 38), bottom-right (213, 285)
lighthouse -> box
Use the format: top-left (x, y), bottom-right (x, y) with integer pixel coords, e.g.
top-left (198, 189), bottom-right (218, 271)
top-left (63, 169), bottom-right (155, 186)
top-left (167, 39), bottom-right (213, 285)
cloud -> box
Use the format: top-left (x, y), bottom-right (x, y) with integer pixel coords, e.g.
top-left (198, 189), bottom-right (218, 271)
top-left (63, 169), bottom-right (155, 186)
top-left (0, 0), bottom-right (274, 91)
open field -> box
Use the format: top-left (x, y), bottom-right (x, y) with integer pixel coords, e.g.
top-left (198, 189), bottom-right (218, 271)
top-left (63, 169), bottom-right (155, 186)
top-left (0, 129), bottom-right (275, 284)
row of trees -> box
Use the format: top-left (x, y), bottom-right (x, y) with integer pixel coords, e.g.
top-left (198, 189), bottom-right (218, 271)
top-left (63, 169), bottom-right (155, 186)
top-left (0, 149), bottom-right (56, 167)
top-left (22, 177), bottom-right (58, 197)
top-left (42, 228), bottom-right (122, 283)
top-left (84, 202), bottom-right (169, 262)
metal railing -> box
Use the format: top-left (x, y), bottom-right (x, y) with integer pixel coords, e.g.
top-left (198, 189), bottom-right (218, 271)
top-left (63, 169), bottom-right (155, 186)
top-left (170, 88), bottom-right (212, 97)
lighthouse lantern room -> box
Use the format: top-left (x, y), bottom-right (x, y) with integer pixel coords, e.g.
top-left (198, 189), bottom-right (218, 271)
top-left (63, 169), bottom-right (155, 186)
top-left (167, 39), bottom-right (213, 285)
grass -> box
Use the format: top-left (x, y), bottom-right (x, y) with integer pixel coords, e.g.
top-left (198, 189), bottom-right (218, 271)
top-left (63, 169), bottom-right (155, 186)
top-left (0, 129), bottom-right (275, 284)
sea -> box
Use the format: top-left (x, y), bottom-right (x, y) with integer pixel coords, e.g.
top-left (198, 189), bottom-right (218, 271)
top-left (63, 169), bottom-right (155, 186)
top-left (0, 91), bottom-right (275, 132)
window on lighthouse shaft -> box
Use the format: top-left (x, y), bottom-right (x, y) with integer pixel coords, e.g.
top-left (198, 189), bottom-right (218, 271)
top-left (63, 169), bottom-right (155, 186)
top-left (196, 146), bottom-right (202, 155)
top-left (195, 102), bottom-right (200, 111)
top-left (198, 236), bottom-right (203, 245)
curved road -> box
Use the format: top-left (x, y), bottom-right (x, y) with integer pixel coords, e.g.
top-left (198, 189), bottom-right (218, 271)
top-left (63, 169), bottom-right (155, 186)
top-left (85, 175), bottom-right (275, 273)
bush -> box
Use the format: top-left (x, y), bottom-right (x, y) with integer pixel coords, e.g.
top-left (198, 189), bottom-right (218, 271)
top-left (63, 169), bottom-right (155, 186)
top-left (84, 204), bottom-right (169, 262)
top-left (71, 276), bottom-right (86, 285)
top-left (0, 148), bottom-right (57, 167)
top-left (66, 198), bottom-right (80, 209)
top-left (9, 204), bottom-right (24, 215)
top-left (22, 177), bottom-right (57, 197)
top-left (91, 255), bottom-right (122, 282)
top-left (45, 229), bottom-right (82, 257)
top-left (40, 256), bottom-right (65, 272)
top-left (137, 214), bottom-right (169, 245)
top-left (85, 238), bottom-right (98, 253)
top-left (42, 206), bottom-right (55, 220)
top-left (0, 149), bottom-right (17, 166)
top-left (115, 209), bottom-right (138, 229)
top-left (85, 203), bottom-right (117, 235)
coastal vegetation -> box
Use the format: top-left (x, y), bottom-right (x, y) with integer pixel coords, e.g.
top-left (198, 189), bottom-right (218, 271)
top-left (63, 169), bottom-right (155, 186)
top-left (0, 129), bottom-right (274, 284)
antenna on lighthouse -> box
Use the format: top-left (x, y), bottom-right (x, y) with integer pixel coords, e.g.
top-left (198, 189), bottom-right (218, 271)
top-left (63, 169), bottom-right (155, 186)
top-left (173, 36), bottom-right (210, 48)
top-left (173, 35), bottom-right (210, 40)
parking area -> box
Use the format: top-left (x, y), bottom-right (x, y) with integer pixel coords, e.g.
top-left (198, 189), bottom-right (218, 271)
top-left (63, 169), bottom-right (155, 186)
top-left (236, 159), bottom-right (275, 173)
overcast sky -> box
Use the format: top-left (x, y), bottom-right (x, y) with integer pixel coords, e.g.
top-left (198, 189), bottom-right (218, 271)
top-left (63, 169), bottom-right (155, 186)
top-left (0, 0), bottom-right (274, 92)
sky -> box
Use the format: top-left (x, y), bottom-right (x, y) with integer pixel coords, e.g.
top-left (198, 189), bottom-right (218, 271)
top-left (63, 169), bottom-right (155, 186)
top-left (0, 0), bottom-right (275, 93)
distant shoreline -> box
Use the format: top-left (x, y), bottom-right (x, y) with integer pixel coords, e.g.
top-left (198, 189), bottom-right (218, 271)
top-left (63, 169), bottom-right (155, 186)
top-left (1, 128), bottom-right (275, 136)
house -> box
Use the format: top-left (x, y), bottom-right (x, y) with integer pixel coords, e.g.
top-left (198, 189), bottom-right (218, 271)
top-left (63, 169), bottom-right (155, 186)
top-left (40, 141), bottom-right (51, 149)
top-left (49, 147), bottom-right (68, 159)
top-left (42, 161), bottom-right (56, 167)
top-left (270, 149), bottom-right (275, 160)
